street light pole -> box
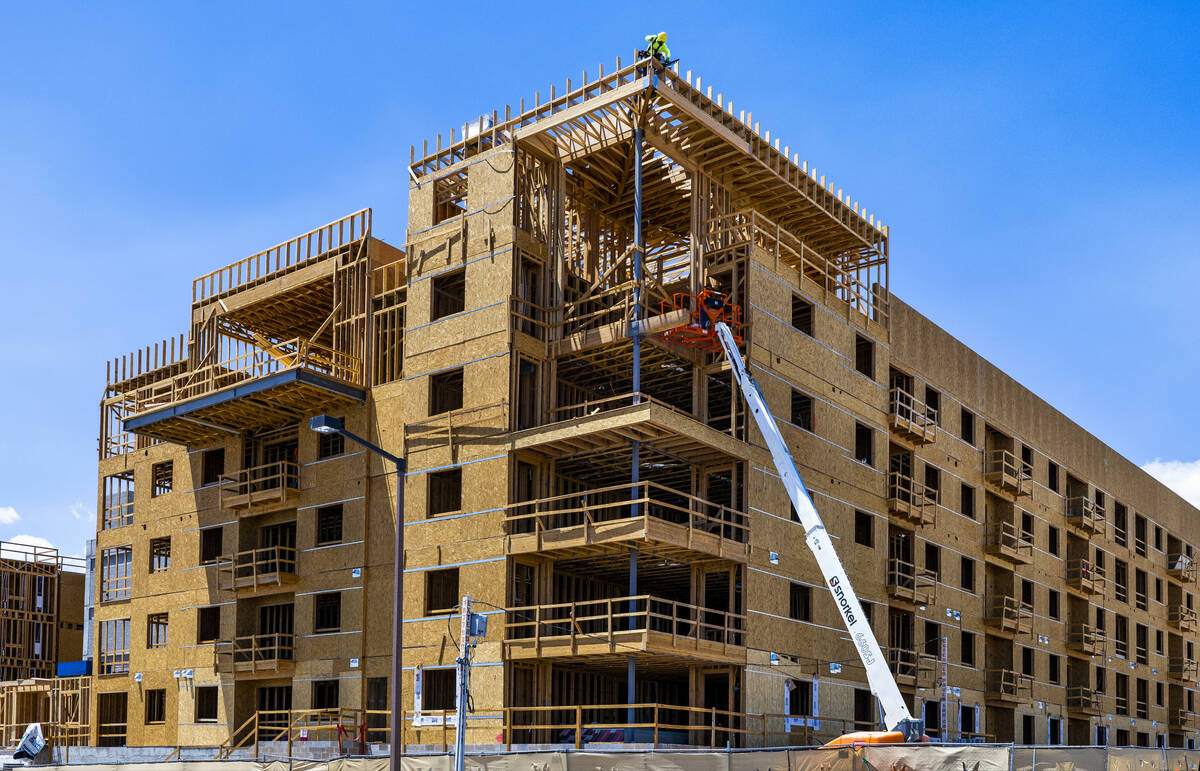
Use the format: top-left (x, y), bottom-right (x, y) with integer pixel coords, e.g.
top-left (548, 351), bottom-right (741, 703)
top-left (309, 415), bottom-right (405, 771)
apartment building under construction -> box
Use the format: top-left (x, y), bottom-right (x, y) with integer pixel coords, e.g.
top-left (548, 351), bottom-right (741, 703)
top-left (93, 57), bottom-right (1200, 752)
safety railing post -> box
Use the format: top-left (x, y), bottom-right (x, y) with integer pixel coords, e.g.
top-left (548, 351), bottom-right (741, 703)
top-left (575, 705), bottom-right (582, 749)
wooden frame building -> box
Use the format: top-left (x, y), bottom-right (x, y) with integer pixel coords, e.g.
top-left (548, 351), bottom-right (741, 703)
top-left (93, 56), bottom-right (1200, 752)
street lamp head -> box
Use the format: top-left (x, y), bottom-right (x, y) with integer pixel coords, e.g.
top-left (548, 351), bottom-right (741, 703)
top-left (309, 415), bottom-right (345, 435)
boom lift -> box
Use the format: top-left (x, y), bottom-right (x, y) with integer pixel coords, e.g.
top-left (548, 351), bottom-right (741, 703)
top-left (665, 293), bottom-right (925, 746)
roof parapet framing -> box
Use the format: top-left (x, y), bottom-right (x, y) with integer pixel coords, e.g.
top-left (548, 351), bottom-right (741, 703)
top-left (410, 57), bottom-right (888, 264)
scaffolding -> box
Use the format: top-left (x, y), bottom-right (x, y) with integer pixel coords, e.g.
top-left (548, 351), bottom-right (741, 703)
top-left (0, 541), bottom-right (85, 682)
top-left (0, 676), bottom-right (91, 749)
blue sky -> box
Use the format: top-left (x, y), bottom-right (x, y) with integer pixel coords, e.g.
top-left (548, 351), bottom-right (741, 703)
top-left (0, 1), bottom-right (1196, 557)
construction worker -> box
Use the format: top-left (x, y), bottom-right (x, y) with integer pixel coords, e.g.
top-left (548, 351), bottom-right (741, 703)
top-left (643, 31), bottom-right (671, 64)
top-left (698, 277), bottom-right (727, 332)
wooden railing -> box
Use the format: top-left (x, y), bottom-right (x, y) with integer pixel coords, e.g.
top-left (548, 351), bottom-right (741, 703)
top-left (985, 595), bottom-right (1033, 635)
top-left (1066, 687), bottom-right (1101, 713)
top-left (887, 648), bottom-right (937, 687)
top-left (1170, 656), bottom-right (1199, 680)
top-left (504, 480), bottom-right (747, 545)
top-left (984, 449), bottom-right (1032, 496)
top-left (1065, 559), bottom-right (1105, 595)
top-left (885, 558), bottom-right (937, 605)
top-left (510, 295), bottom-right (551, 340)
top-left (888, 387), bottom-right (937, 443)
top-left (219, 707), bottom-right (366, 758)
top-left (404, 400), bottom-right (508, 452)
top-left (986, 669), bottom-right (1032, 700)
top-left (1068, 624), bottom-right (1105, 656)
top-left (550, 391), bottom-right (688, 423)
top-left (229, 701), bottom-right (868, 754)
top-left (700, 210), bottom-right (885, 322)
top-left (218, 545), bottom-right (297, 591)
top-left (194, 209), bottom-right (370, 303)
top-left (215, 633), bottom-right (295, 673)
top-left (1170, 606), bottom-right (1199, 632)
top-left (1167, 553), bottom-right (1195, 582)
top-left (218, 461), bottom-right (300, 509)
top-left (130, 337), bottom-right (361, 415)
top-left (505, 595), bottom-right (745, 652)
top-left (1170, 709), bottom-right (1200, 731)
top-left (886, 471), bottom-right (938, 525)
top-left (984, 520), bottom-right (1033, 563)
top-left (1066, 497), bottom-right (1105, 534)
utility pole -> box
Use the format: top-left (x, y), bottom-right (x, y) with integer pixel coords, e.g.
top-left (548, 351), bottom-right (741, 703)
top-left (454, 595), bottom-right (473, 771)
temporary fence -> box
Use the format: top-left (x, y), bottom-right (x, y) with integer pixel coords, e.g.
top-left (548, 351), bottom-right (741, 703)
top-left (38, 745), bottom-right (1200, 771)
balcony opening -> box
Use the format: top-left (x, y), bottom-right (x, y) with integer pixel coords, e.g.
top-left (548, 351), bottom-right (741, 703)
top-left (97, 692), bottom-right (128, 747)
top-left (145, 689), bottom-right (166, 725)
top-left (431, 269), bottom-right (467, 321)
top-left (200, 527), bottom-right (223, 564)
top-left (312, 680), bottom-right (339, 710)
top-left (854, 335), bottom-right (874, 379)
top-left (924, 544), bottom-right (941, 582)
top-left (924, 387), bottom-right (941, 426)
top-left (147, 613), bottom-right (168, 649)
top-left (960, 408), bottom-right (975, 446)
top-left (194, 686), bottom-right (219, 723)
top-left (149, 537), bottom-right (171, 573)
top-left (98, 619), bottom-right (131, 676)
top-left (854, 511), bottom-right (873, 547)
top-left (151, 461), bottom-right (173, 497)
top-left (791, 295), bottom-right (814, 336)
top-left (316, 504), bottom-right (343, 545)
top-left (1115, 559), bottom-right (1128, 603)
top-left (786, 679), bottom-right (812, 716)
top-left (789, 583), bottom-right (811, 622)
top-left (924, 620), bottom-right (941, 656)
top-left (100, 546), bottom-right (132, 602)
top-left (960, 483), bottom-right (975, 520)
top-left (102, 471), bottom-right (134, 530)
top-left (426, 568), bottom-right (460, 616)
top-left (433, 169), bottom-right (468, 225)
top-left (314, 593), bottom-right (341, 632)
top-left (1020, 512), bottom-right (1034, 545)
top-left (430, 368), bottom-right (464, 415)
top-left (960, 631), bottom-right (975, 666)
top-left (924, 465), bottom-right (941, 503)
top-left (791, 390), bottom-right (814, 432)
top-left (960, 557), bottom-right (975, 592)
top-left (853, 688), bottom-right (874, 731)
top-left (422, 668), bottom-right (456, 711)
top-left (516, 357), bottom-right (540, 431)
top-left (428, 468), bottom-right (463, 517)
top-left (854, 423), bottom-right (873, 466)
top-left (201, 448), bottom-right (225, 487)
top-left (197, 606), bottom-right (220, 643)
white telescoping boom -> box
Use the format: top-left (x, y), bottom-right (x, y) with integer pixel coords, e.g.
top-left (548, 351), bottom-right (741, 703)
top-left (712, 320), bottom-right (924, 742)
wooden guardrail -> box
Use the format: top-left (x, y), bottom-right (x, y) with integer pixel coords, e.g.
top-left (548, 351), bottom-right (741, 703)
top-left (504, 480), bottom-right (747, 544)
top-left (194, 210), bottom-right (370, 303)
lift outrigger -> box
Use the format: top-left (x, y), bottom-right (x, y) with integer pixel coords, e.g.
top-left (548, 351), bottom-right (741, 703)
top-left (664, 291), bottom-right (926, 747)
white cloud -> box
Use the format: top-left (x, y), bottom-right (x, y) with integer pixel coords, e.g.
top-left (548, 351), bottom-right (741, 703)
top-left (0, 535), bottom-right (56, 560)
top-left (69, 502), bottom-right (90, 521)
top-left (1142, 459), bottom-right (1200, 509)
top-left (0, 506), bottom-right (19, 525)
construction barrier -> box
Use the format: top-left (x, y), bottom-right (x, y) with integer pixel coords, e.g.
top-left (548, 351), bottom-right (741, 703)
top-left (36, 746), bottom-right (1200, 771)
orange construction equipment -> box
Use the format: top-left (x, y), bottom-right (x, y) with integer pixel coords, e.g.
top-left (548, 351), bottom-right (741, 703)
top-left (659, 290), bottom-right (743, 352)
